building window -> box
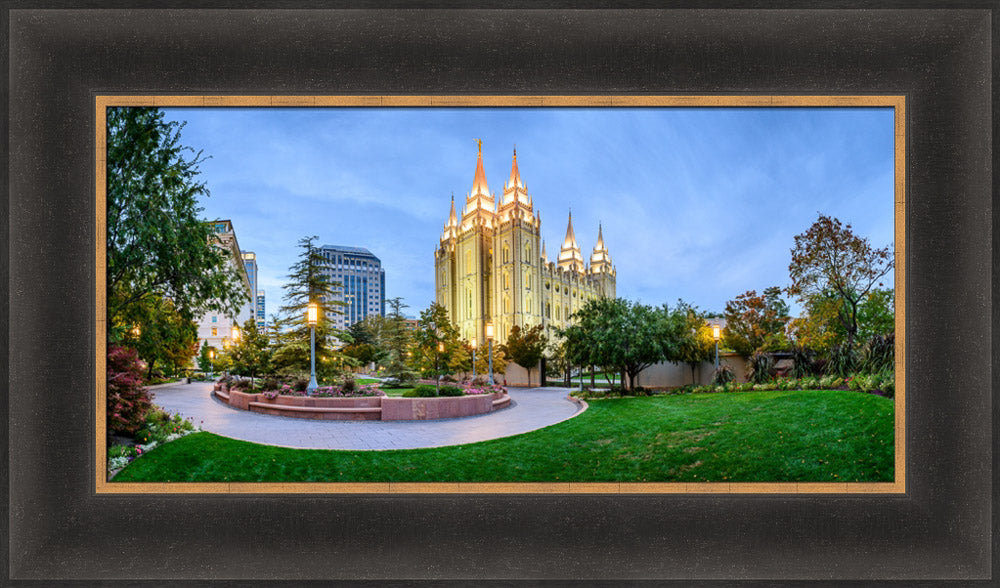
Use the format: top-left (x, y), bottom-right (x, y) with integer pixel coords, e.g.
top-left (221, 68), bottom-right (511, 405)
top-left (465, 250), bottom-right (472, 272)
top-left (212, 316), bottom-right (217, 323)
top-left (546, 303), bottom-right (551, 318)
top-left (504, 296), bottom-right (510, 313)
top-left (503, 245), bottom-right (509, 264)
top-left (211, 327), bottom-right (217, 336)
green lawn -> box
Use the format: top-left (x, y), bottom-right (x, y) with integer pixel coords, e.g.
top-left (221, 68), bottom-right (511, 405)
top-left (114, 390), bottom-right (894, 483)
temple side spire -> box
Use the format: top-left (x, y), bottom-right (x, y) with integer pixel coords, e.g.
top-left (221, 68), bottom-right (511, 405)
top-left (590, 222), bottom-right (612, 272)
top-left (558, 209), bottom-right (585, 271)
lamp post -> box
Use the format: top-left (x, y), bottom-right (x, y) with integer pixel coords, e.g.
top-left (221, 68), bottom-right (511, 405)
top-left (436, 341), bottom-right (444, 393)
top-left (231, 323), bottom-right (240, 343)
top-left (208, 348), bottom-right (215, 379)
top-left (485, 323), bottom-right (494, 386)
top-left (712, 324), bottom-right (721, 371)
top-left (307, 301), bottom-right (318, 394)
top-left (471, 337), bottom-right (477, 380)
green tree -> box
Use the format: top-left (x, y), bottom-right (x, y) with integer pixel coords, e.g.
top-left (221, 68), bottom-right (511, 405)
top-left (229, 319), bottom-right (271, 387)
top-left (500, 324), bottom-right (547, 385)
top-left (788, 213), bottom-right (893, 351)
top-left (342, 315), bottom-right (387, 370)
top-left (121, 296), bottom-right (199, 379)
top-left (106, 107), bottom-right (248, 342)
top-left (412, 303), bottom-right (462, 380)
top-left (561, 298), bottom-right (675, 393)
top-left (673, 301), bottom-right (716, 384)
top-left (196, 340), bottom-right (214, 373)
top-left (722, 287), bottom-right (791, 357)
top-left (381, 297), bottom-right (414, 382)
top-left (856, 287), bottom-right (895, 341)
top-left (272, 236), bottom-right (345, 379)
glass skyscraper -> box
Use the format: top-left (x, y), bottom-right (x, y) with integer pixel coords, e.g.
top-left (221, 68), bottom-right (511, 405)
top-left (318, 245), bottom-right (386, 330)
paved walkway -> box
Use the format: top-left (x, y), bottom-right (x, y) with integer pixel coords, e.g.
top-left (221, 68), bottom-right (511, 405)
top-left (150, 381), bottom-right (584, 450)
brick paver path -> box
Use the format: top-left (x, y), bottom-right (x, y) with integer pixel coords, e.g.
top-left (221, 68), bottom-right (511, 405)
top-left (150, 382), bottom-right (584, 450)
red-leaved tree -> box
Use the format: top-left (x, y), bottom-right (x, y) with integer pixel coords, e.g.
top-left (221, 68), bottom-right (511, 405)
top-left (107, 345), bottom-right (153, 436)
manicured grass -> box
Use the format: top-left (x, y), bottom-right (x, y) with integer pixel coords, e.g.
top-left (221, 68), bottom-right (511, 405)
top-left (354, 378), bottom-right (380, 384)
top-left (114, 390), bottom-right (894, 483)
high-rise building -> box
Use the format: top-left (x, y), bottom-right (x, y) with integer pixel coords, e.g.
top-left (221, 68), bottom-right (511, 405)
top-left (435, 143), bottom-right (615, 346)
top-left (242, 250), bottom-right (258, 302)
top-left (255, 289), bottom-right (266, 331)
top-left (318, 245), bottom-right (386, 330)
top-left (196, 220), bottom-right (255, 353)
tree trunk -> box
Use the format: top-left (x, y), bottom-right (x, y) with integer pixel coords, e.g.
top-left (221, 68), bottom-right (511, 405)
top-left (590, 365), bottom-right (595, 387)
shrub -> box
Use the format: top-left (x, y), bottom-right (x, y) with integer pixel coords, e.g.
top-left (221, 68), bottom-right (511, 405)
top-left (711, 365), bottom-right (735, 386)
top-left (439, 385), bottom-right (464, 397)
top-left (800, 376), bottom-right (820, 390)
top-left (752, 382), bottom-right (777, 391)
top-left (776, 378), bottom-right (797, 391)
top-left (108, 444), bottom-right (138, 460)
top-left (340, 375), bottom-right (357, 394)
top-left (403, 384), bottom-right (439, 398)
top-left (860, 334), bottom-right (895, 375)
top-left (811, 358), bottom-right (829, 376)
top-left (747, 352), bottom-right (776, 384)
top-left (107, 345), bottom-right (153, 436)
top-left (261, 375), bottom-right (282, 391)
top-left (441, 374), bottom-right (458, 383)
top-left (790, 345), bottom-right (815, 379)
top-left (878, 371), bottom-right (895, 397)
top-left (291, 376), bottom-right (309, 392)
top-left (826, 343), bottom-right (856, 378)
top-left (382, 376), bottom-right (415, 388)
top-left (134, 428), bottom-right (155, 444)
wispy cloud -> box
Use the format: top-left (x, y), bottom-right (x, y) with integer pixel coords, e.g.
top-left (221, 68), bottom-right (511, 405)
top-left (164, 107), bottom-right (894, 317)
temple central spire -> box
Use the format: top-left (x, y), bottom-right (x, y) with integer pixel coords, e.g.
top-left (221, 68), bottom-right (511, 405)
top-left (464, 139), bottom-right (495, 216)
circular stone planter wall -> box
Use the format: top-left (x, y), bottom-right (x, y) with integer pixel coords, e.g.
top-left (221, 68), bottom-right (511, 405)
top-left (214, 385), bottom-right (510, 421)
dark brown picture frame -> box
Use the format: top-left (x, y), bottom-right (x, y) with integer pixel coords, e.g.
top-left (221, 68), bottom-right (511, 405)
top-left (5, 4), bottom-right (995, 584)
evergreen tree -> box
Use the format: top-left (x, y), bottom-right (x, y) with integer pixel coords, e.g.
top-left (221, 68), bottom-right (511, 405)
top-left (381, 297), bottom-right (414, 382)
top-left (272, 236), bottom-right (345, 379)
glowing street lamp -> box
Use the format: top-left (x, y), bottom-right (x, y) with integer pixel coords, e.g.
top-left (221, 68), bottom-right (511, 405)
top-left (307, 301), bottom-right (318, 393)
top-left (485, 323), bottom-right (495, 386)
top-left (231, 323), bottom-right (240, 342)
top-left (712, 324), bottom-right (721, 371)
top-left (436, 341), bottom-right (445, 393)
top-left (471, 337), bottom-right (477, 380)
top-left (208, 348), bottom-right (215, 379)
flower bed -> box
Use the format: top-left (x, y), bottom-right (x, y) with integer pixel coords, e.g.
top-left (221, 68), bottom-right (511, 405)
top-left (214, 383), bottom-right (510, 421)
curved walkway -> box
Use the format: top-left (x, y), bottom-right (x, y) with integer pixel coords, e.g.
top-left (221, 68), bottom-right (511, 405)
top-left (150, 381), bottom-right (584, 450)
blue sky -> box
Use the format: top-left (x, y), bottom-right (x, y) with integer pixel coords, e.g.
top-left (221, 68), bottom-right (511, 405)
top-left (163, 107), bottom-right (894, 318)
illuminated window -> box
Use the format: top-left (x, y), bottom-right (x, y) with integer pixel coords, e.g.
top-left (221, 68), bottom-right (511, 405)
top-left (211, 327), bottom-right (217, 336)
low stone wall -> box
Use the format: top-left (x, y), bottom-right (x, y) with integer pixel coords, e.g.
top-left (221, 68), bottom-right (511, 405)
top-left (214, 385), bottom-right (510, 421)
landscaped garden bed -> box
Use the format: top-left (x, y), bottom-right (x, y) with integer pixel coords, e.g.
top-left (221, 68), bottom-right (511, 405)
top-left (213, 376), bottom-right (510, 421)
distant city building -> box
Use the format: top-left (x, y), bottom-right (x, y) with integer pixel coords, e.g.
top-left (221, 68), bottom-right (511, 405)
top-left (318, 244), bottom-right (386, 330)
top-left (196, 220), bottom-right (255, 353)
top-left (435, 143), bottom-right (616, 346)
top-left (255, 289), bottom-right (266, 331)
top-left (242, 250), bottom-right (258, 312)
top-left (404, 318), bottom-right (420, 332)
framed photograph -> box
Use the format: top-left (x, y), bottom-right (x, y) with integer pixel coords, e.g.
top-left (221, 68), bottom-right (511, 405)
top-left (6, 5), bottom-right (993, 585)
